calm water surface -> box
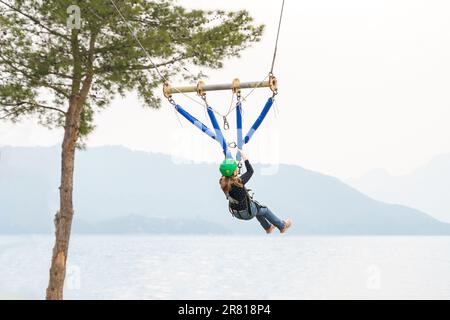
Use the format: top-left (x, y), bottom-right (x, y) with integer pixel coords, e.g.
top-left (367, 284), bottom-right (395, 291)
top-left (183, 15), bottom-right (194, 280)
top-left (0, 235), bottom-right (449, 299)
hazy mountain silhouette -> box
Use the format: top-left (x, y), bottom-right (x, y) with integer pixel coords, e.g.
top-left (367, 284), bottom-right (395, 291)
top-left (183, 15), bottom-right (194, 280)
top-left (349, 154), bottom-right (450, 223)
top-left (1, 146), bottom-right (450, 234)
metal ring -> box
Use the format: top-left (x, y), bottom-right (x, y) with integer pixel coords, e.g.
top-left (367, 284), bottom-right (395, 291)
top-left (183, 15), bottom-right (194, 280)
top-left (232, 78), bottom-right (241, 94)
top-left (269, 74), bottom-right (278, 95)
top-left (196, 81), bottom-right (205, 97)
top-left (163, 82), bottom-right (171, 99)
top-left (168, 97), bottom-right (176, 106)
top-left (236, 90), bottom-right (242, 102)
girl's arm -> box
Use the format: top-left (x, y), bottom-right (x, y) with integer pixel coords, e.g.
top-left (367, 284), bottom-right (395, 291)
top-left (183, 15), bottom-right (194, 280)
top-left (240, 159), bottom-right (254, 184)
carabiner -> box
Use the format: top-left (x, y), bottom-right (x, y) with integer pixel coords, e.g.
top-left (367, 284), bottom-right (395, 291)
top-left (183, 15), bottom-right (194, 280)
top-left (223, 116), bottom-right (230, 130)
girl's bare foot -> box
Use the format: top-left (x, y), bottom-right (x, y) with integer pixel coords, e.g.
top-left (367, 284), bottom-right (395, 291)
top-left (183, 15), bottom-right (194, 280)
top-left (265, 225), bottom-right (276, 234)
top-left (280, 219), bottom-right (292, 234)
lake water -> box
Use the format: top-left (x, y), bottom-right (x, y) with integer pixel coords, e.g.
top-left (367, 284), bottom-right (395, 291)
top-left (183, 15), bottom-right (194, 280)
top-left (0, 235), bottom-right (449, 300)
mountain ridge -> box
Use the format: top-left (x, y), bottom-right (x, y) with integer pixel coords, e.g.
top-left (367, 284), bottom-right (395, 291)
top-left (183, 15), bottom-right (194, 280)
top-left (349, 154), bottom-right (450, 223)
top-left (1, 145), bottom-right (450, 234)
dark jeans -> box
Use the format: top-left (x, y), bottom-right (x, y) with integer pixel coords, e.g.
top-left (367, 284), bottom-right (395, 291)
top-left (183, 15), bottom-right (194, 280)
top-left (233, 201), bottom-right (285, 230)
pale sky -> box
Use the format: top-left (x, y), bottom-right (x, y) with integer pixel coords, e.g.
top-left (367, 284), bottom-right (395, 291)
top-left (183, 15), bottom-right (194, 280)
top-left (1, 0), bottom-right (450, 179)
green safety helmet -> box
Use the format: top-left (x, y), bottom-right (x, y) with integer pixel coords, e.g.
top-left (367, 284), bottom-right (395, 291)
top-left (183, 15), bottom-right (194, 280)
top-left (219, 159), bottom-right (238, 177)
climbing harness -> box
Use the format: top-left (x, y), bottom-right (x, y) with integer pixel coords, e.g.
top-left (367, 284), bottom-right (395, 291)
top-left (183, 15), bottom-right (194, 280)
top-left (226, 187), bottom-right (255, 219)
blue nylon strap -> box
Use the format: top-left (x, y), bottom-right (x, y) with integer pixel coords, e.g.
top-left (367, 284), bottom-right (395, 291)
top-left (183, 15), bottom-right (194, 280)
top-left (206, 106), bottom-right (232, 159)
top-left (244, 97), bottom-right (274, 144)
top-left (175, 104), bottom-right (217, 141)
top-left (236, 102), bottom-right (243, 162)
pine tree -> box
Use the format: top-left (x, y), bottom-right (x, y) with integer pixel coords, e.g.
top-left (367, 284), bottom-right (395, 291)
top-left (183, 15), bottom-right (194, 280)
top-left (0, 0), bottom-right (263, 299)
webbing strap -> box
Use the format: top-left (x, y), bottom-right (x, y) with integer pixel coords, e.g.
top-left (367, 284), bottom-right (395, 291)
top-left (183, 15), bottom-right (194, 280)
top-left (236, 102), bottom-right (244, 162)
top-left (207, 106), bottom-right (232, 159)
top-left (175, 104), bottom-right (217, 140)
top-left (244, 97), bottom-right (274, 144)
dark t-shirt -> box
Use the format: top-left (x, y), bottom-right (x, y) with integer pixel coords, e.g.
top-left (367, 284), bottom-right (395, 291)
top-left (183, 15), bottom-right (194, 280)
top-left (228, 160), bottom-right (254, 211)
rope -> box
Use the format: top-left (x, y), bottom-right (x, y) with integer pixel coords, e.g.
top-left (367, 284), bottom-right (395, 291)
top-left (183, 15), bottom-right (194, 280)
top-left (172, 106), bottom-right (184, 128)
top-left (220, 0), bottom-right (287, 118)
top-left (109, 0), bottom-right (207, 110)
top-left (273, 99), bottom-right (280, 118)
top-left (222, 74), bottom-right (269, 117)
top-left (270, 0), bottom-right (286, 74)
top-left (110, 0), bottom-right (166, 81)
top-left (109, 0), bottom-right (283, 125)
top-left (242, 74), bottom-right (270, 103)
top-left (226, 92), bottom-right (235, 117)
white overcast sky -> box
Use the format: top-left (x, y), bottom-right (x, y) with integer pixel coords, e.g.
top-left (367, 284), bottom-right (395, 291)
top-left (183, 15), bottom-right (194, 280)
top-left (1, 0), bottom-right (450, 179)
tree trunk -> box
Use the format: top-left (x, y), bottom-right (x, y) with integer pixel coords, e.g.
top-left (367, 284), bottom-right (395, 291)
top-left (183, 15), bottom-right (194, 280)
top-left (46, 96), bottom-right (83, 300)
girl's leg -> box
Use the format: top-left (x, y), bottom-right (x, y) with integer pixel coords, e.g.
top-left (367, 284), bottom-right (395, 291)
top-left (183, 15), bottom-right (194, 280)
top-left (257, 206), bottom-right (285, 230)
top-left (250, 202), bottom-right (272, 231)
top-left (256, 215), bottom-right (272, 230)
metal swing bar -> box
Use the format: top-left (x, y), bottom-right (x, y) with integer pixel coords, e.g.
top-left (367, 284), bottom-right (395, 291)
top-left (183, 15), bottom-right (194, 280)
top-left (164, 80), bottom-right (269, 94)
top-left (163, 76), bottom-right (278, 98)
top-left (169, 75), bottom-right (277, 161)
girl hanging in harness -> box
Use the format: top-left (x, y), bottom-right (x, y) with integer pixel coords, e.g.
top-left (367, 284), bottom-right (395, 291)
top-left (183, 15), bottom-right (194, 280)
top-left (219, 150), bottom-right (292, 234)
